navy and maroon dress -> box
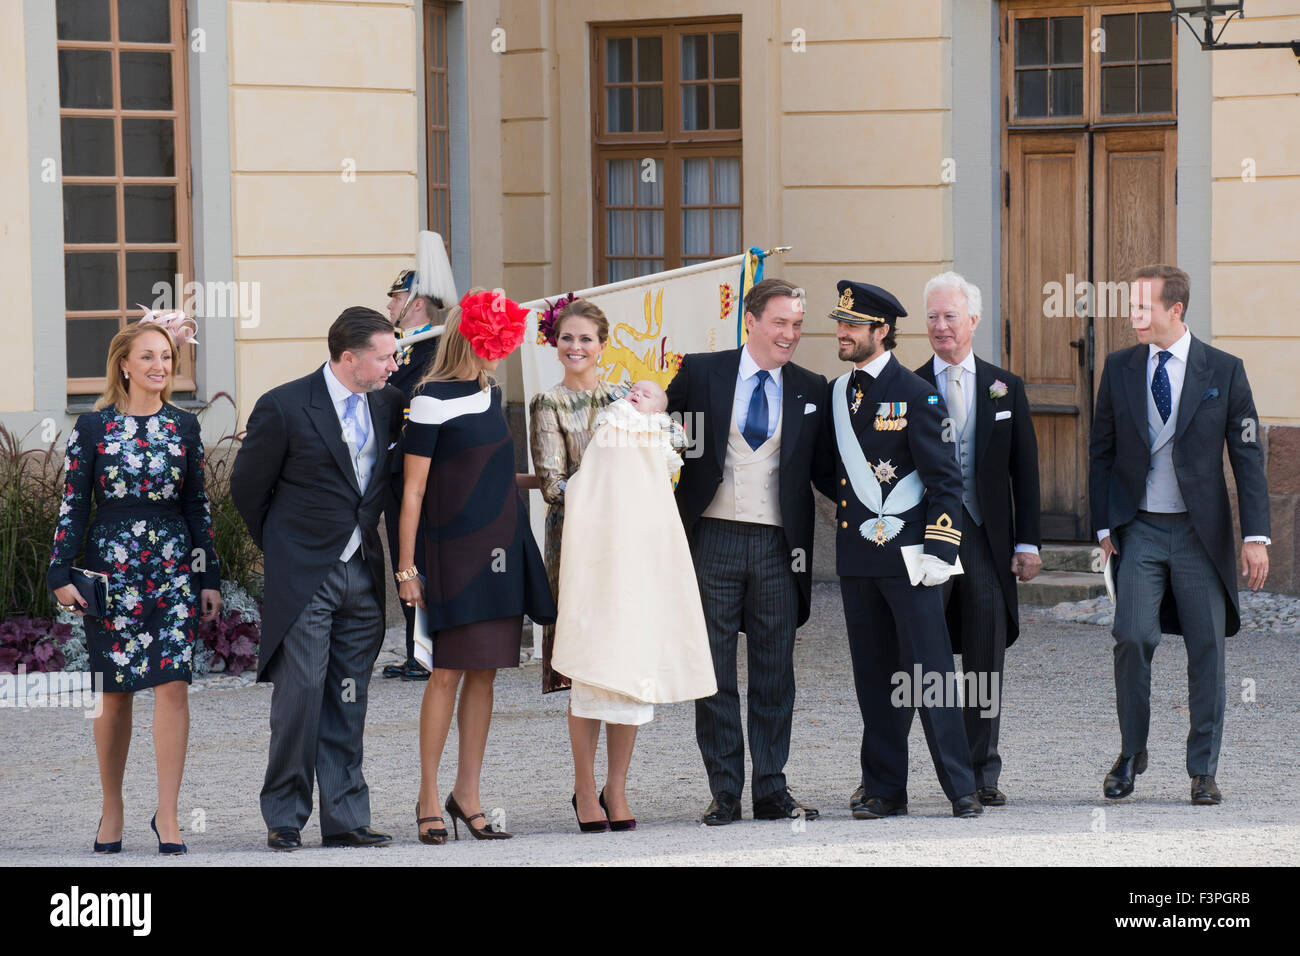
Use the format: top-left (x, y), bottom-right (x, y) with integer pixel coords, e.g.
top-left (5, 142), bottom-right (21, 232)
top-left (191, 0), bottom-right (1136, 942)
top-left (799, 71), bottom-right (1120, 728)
top-left (48, 404), bottom-right (220, 692)
top-left (405, 379), bottom-right (555, 669)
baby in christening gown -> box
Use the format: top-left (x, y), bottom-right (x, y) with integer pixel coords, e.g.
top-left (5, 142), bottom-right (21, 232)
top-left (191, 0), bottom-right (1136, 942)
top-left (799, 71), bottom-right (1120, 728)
top-left (551, 380), bottom-right (717, 725)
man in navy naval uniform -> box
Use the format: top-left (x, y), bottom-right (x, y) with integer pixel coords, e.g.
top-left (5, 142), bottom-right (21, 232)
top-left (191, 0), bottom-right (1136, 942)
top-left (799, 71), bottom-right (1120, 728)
top-left (381, 230), bottom-right (456, 682)
top-left (820, 280), bottom-right (982, 819)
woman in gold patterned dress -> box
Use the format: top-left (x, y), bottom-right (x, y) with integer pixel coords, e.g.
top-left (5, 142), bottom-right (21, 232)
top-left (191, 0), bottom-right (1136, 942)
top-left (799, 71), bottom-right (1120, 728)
top-left (527, 299), bottom-right (634, 831)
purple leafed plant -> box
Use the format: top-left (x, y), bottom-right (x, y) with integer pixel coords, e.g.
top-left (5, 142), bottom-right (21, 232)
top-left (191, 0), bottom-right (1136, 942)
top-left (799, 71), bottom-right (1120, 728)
top-left (200, 609), bottom-right (261, 677)
top-left (0, 618), bottom-right (72, 673)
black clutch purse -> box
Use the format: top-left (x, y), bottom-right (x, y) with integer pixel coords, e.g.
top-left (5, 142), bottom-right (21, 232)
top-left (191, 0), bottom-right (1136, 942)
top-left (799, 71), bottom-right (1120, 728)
top-left (61, 567), bottom-right (108, 618)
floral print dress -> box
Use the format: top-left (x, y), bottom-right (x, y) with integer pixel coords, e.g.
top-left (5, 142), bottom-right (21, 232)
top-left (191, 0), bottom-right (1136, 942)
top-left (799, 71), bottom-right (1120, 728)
top-left (48, 405), bottom-right (220, 691)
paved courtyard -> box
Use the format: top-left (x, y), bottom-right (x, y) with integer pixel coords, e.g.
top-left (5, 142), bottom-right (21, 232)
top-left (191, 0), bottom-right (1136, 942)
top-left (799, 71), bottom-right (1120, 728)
top-left (2, 583), bottom-right (1297, 866)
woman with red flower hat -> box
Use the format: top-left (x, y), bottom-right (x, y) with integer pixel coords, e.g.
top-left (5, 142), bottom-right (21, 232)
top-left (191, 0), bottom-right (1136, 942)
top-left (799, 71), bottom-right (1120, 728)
top-left (396, 289), bottom-right (556, 843)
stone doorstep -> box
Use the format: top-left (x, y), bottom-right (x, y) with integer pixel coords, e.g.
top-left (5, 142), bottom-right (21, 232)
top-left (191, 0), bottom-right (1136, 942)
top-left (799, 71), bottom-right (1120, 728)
top-left (1040, 542), bottom-right (1102, 573)
top-left (1018, 570), bottom-right (1107, 606)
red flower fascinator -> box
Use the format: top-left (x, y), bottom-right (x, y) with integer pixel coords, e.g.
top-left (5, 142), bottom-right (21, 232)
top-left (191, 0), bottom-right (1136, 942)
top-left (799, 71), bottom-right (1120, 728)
top-left (458, 289), bottom-right (529, 361)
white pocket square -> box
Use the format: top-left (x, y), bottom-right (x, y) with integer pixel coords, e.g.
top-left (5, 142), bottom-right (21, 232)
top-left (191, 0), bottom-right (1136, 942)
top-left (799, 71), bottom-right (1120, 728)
top-left (995, 410), bottom-right (1011, 421)
top-left (804, 403), bottom-right (817, 414)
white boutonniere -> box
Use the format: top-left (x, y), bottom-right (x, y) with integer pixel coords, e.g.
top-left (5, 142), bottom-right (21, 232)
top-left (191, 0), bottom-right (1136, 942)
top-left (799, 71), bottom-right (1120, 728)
top-left (989, 379), bottom-right (1008, 400)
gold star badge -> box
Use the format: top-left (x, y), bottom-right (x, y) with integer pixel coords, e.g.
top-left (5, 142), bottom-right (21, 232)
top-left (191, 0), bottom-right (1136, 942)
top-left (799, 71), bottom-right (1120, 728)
top-left (872, 459), bottom-right (898, 484)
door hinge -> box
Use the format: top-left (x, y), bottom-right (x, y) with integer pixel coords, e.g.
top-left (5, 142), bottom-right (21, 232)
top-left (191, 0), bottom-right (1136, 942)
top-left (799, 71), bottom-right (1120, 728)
top-left (1004, 171), bottom-right (1010, 208)
top-left (1005, 318), bottom-right (1012, 360)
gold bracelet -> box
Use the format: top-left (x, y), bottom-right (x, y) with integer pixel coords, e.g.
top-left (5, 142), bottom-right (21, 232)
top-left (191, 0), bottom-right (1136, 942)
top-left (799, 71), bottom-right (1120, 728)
top-left (394, 566), bottom-right (419, 584)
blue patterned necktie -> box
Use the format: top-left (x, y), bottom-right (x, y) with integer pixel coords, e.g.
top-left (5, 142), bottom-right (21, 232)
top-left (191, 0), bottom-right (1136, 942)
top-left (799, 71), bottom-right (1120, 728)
top-left (742, 369), bottom-right (771, 450)
top-left (1151, 350), bottom-right (1173, 423)
top-left (343, 393), bottom-right (369, 451)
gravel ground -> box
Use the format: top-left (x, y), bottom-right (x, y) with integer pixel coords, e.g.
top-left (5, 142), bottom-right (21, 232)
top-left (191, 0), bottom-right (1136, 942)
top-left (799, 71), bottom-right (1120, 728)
top-left (2, 583), bottom-right (1297, 867)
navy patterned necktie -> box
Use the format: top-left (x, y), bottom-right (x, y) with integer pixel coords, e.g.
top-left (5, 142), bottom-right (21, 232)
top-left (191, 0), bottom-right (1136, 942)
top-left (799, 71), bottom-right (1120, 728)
top-left (1151, 350), bottom-right (1173, 423)
top-left (742, 369), bottom-right (771, 450)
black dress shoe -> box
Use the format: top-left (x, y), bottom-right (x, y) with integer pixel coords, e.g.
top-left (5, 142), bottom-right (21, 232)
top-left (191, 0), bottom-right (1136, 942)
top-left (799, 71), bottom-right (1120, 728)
top-left (753, 787), bottom-right (819, 821)
top-left (1103, 750), bottom-right (1148, 799)
top-left (951, 793), bottom-right (984, 818)
top-left (1191, 775), bottom-right (1222, 806)
top-left (849, 782), bottom-right (867, 813)
top-left (977, 786), bottom-right (1007, 807)
top-left (853, 796), bottom-right (908, 819)
top-left (701, 793), bottom-right (741, 826)
top-left (266, 827), bottom-right (301, 851)
top-left (383, 659), bottom-right (430, 681)
top-left (321, 826), bottom-right (393, 848)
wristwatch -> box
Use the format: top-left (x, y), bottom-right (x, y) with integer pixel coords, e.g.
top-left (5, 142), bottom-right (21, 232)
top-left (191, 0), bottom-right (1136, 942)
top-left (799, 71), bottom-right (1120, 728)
top-left (394, 566), bottom-right (419, 584)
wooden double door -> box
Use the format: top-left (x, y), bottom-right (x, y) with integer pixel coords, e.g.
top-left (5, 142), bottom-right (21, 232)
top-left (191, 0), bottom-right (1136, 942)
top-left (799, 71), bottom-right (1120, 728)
top-left (1001, 1), bottom-right (1178, 539)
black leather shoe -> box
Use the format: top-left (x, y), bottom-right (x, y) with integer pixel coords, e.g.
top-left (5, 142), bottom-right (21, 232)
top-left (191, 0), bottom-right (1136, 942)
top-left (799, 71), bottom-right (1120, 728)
top-left (853, 796), bottom-right (908, 819)
top-left (977, 786), bottom-right (1007, 807)
top-left (1191, 775), bottom-right (1222, 806)
top-left (849, 782), bottom-right (868, 814)
top-left (701, 793), bottom-right (741, 826)
top-left (1103, 751), bottom-right (1148, 799)
top-left (383, 659), bottom-right (430, 681)
top-left (753, 787), bottom-right (819, 821)
top-left (266, 827), bottom-right (301, 851)
top-left (321, 826), bottom-right (393, 848)
top-left (952, 793), bottom-right (984, 818)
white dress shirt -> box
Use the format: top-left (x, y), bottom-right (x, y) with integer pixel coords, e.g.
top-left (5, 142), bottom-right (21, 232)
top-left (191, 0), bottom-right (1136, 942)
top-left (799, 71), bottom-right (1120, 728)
top-left (1096, 329), bottom-right (1268, 546)
top-left (733, 342), bottom-right (783, 440)
top-left (322, 362), bottom-right (376, 561)
top-left (930, 351), bottom-right (1038, 556)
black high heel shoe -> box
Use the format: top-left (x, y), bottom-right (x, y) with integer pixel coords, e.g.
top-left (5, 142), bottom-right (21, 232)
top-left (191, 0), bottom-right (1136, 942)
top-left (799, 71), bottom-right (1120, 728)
top-left (445, 792), bottom-right (512, 840)
top-left (93, 817), bottom-right (122, 854)
top-left (150, 813), bottom-right (187, 855)
top-left (416, 800), bottom-right (448, 845)
top-left (599, 789), bottom-right (637, 831)
top-left (572, 794), bottom-right (609, 833)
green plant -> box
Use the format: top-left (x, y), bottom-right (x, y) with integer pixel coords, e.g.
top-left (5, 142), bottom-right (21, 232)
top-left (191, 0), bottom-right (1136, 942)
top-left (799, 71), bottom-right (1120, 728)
top-left (198, 393), bottom-right (263, 598)
top-left (0, 425), bottom-right (66, 621)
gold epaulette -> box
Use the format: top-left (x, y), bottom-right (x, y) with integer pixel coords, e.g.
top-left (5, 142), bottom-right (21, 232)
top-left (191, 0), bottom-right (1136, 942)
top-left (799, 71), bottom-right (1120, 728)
top-left (925, 513), bottom-right (961, 546)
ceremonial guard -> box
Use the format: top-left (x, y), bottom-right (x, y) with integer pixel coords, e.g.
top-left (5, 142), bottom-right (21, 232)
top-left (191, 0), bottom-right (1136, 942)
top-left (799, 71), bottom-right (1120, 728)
top-left (822, 280), bottom-right (983, 819)
top-left (381, 230), bottom-right (457, 681)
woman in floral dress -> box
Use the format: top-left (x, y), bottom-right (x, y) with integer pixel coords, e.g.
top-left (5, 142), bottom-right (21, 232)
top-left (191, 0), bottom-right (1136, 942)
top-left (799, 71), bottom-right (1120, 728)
top-left (49, 316), bottom-right (221, 854)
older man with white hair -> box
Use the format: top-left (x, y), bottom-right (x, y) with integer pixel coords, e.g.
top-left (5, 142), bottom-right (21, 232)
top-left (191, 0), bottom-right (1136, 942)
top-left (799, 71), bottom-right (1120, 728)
top-left (911, 271), bottom-right (1041, 807)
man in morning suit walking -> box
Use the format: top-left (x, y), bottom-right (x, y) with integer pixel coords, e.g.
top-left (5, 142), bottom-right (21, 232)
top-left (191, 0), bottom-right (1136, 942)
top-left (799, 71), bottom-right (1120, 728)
top-left (911, 271), bottom-right (1042, 807)
top-left (380, 230), bottom-right (456, 683)
top-left (666, 277), bottom-right (830, 825)
top-left (823, 280), bottom-right (982, 819)
top-left (1090, 264), bottom-right (1270, 805)
top-left (232, 307), bottom-right (404, 850)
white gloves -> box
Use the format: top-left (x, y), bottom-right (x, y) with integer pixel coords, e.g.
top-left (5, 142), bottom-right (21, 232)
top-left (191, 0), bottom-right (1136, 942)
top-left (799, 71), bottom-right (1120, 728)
top-left (918, 555), bottom-right (956, 587)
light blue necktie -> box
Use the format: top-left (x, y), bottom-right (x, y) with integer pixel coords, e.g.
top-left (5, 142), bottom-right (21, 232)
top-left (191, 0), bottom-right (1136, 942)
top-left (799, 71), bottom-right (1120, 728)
top-left (343, 393), bottom-right (369, 451)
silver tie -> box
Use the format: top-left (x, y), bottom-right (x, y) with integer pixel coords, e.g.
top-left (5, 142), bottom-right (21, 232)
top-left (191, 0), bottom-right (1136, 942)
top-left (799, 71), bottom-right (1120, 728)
top-left (947, 366), bottom-right (966, 433)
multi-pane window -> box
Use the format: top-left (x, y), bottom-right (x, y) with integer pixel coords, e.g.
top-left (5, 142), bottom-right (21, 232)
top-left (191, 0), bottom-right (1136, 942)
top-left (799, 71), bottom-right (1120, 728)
top-left (57, 0), bottom-right (193, 395)
top-left (1099, 10), bottom-right (1173, 115)
top-left (594, 21), bottom-right (741, 284)
top-left (1008, 4), bottom-right (1176, 125)
top-left (424, 0), bottom-right (451, 253)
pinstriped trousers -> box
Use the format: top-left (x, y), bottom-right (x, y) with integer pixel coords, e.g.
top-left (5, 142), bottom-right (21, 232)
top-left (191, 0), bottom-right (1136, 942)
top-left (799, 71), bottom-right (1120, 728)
top-left (941, 509), bottom-right (1008, 789)
top-left (260, 552), bottom-right (385, 834)
top-left (1112, 511), bottom-right (1227, 776)
top-left (690, 518), bottom-right (800, 803)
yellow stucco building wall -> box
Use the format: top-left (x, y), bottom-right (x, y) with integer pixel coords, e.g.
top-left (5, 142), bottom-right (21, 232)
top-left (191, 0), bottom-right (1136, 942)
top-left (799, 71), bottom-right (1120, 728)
top-left (1209, 0), bottom-right (1300, 425)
